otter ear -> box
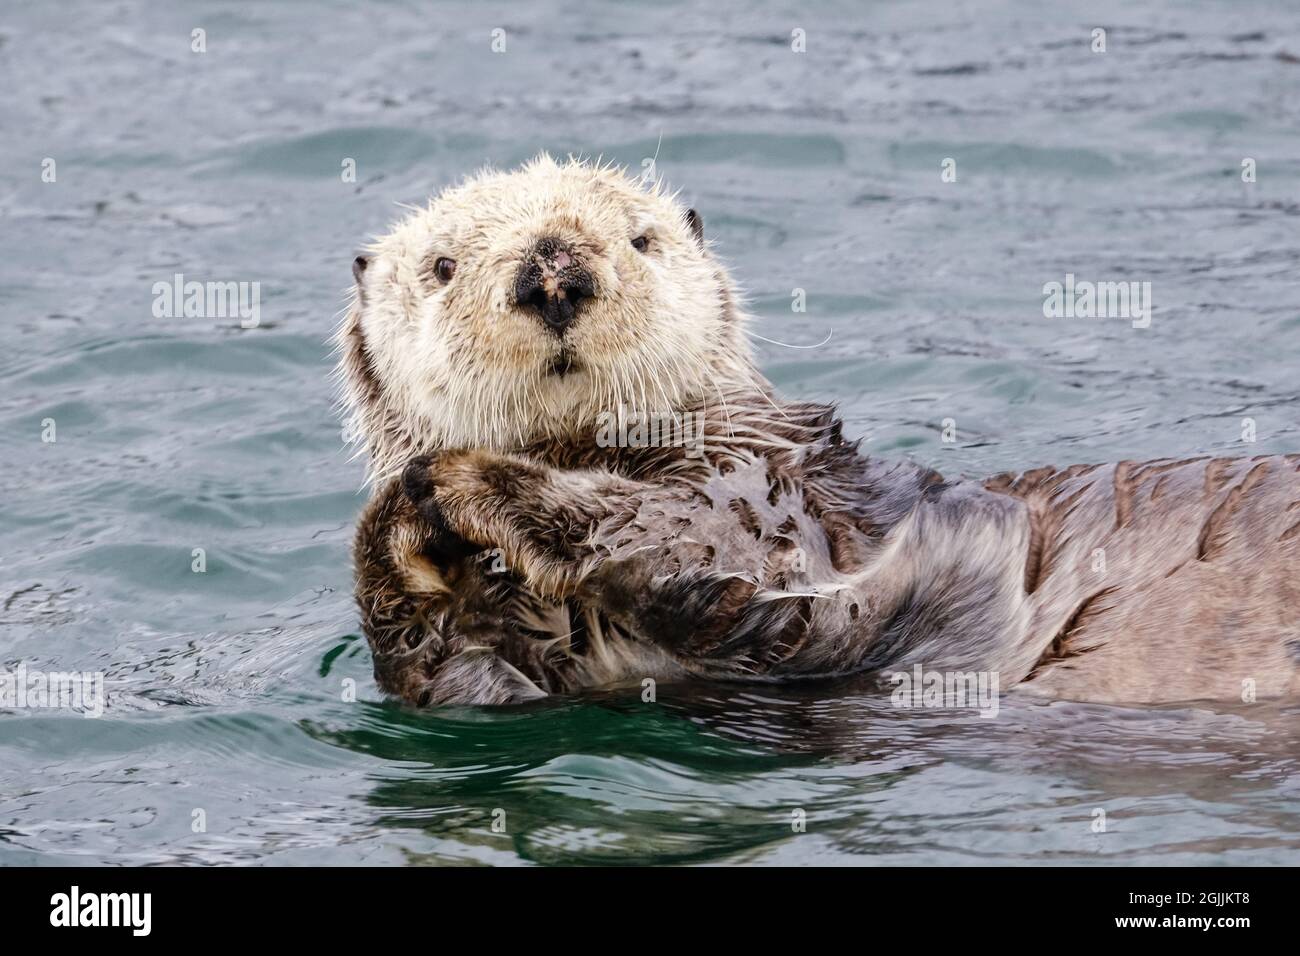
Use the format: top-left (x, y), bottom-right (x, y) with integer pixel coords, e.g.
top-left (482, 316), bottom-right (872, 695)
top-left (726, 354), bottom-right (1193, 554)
top-left (685, 209), bottom-right (704, 245)
top-left (352, 254), bottom-right (370, 284)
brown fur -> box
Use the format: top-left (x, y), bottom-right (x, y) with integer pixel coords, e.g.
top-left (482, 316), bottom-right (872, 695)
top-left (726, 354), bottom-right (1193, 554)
top-left (355, 397), bottom-right (1300, 705)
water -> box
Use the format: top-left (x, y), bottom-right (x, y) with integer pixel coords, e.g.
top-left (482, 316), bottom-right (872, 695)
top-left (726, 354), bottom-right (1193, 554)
top-left (2, 0), bottom-right (1299, 865)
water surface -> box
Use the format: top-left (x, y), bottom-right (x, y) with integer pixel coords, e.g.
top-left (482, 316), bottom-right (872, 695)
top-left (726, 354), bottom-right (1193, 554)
top-left (2, 0), bottom-right (1298, 864)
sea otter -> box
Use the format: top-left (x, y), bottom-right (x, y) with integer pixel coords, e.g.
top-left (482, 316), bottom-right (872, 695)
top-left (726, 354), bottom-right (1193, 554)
top-left (336, 154), bottom-right (1300, 707)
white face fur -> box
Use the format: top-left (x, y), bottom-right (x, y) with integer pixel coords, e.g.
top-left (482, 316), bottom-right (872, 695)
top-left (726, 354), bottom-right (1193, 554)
top-left (337, 154), bottom-right (754, 479)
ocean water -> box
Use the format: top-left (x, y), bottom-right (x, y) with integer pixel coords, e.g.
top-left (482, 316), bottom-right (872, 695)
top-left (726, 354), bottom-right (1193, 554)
top-left (2, 0), bottom-right (1299, 865)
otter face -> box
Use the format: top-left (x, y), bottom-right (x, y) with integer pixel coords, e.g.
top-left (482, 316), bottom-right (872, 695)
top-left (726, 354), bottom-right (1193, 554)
top-left (339, 154), bottom-right (751, 477)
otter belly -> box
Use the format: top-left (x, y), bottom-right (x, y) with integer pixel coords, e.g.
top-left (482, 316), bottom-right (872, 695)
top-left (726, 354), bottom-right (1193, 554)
top-left (984, 455), bottom-right (1300, 702)
top-left (353, 448), bottom-right (1300, 707)
top-left (576, 453), bottom-right (1300, 705)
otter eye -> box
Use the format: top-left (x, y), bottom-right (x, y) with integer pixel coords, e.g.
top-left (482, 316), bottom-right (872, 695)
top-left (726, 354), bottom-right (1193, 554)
top-left (631, 235), bottom-right (649, 253)
top-left (435, 257), bottom-right (457, 283)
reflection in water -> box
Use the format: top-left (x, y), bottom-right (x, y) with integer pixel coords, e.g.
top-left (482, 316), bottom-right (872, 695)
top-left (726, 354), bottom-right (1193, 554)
top-left (304, 678), bottom-right (1300, 865)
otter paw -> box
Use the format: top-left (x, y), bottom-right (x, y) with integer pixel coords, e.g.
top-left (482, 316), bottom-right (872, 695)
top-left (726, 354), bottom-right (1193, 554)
top-left (401, 454), bottom-right (479, 558)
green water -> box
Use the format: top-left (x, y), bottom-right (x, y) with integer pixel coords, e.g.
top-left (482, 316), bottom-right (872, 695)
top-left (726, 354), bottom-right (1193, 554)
top-left (2, 0), bottom-right (1298, 864)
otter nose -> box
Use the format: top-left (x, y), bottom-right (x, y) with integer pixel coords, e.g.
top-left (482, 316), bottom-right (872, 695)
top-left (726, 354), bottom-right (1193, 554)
top-left (514, 238), bottom-right (595, 335)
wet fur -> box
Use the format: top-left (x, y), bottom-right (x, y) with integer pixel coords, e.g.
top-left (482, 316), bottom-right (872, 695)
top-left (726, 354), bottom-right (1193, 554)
top-left (341, 157), bottom-right (1300, 707)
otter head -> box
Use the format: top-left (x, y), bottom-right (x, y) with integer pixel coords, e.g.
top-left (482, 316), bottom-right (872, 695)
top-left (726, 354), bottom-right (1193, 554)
top-left (337, 154), bottom-right (754, 479)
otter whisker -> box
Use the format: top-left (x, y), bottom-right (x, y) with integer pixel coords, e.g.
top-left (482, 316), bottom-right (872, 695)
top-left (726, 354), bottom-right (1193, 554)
top-left (744, 328), bottom-right (834, 350)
